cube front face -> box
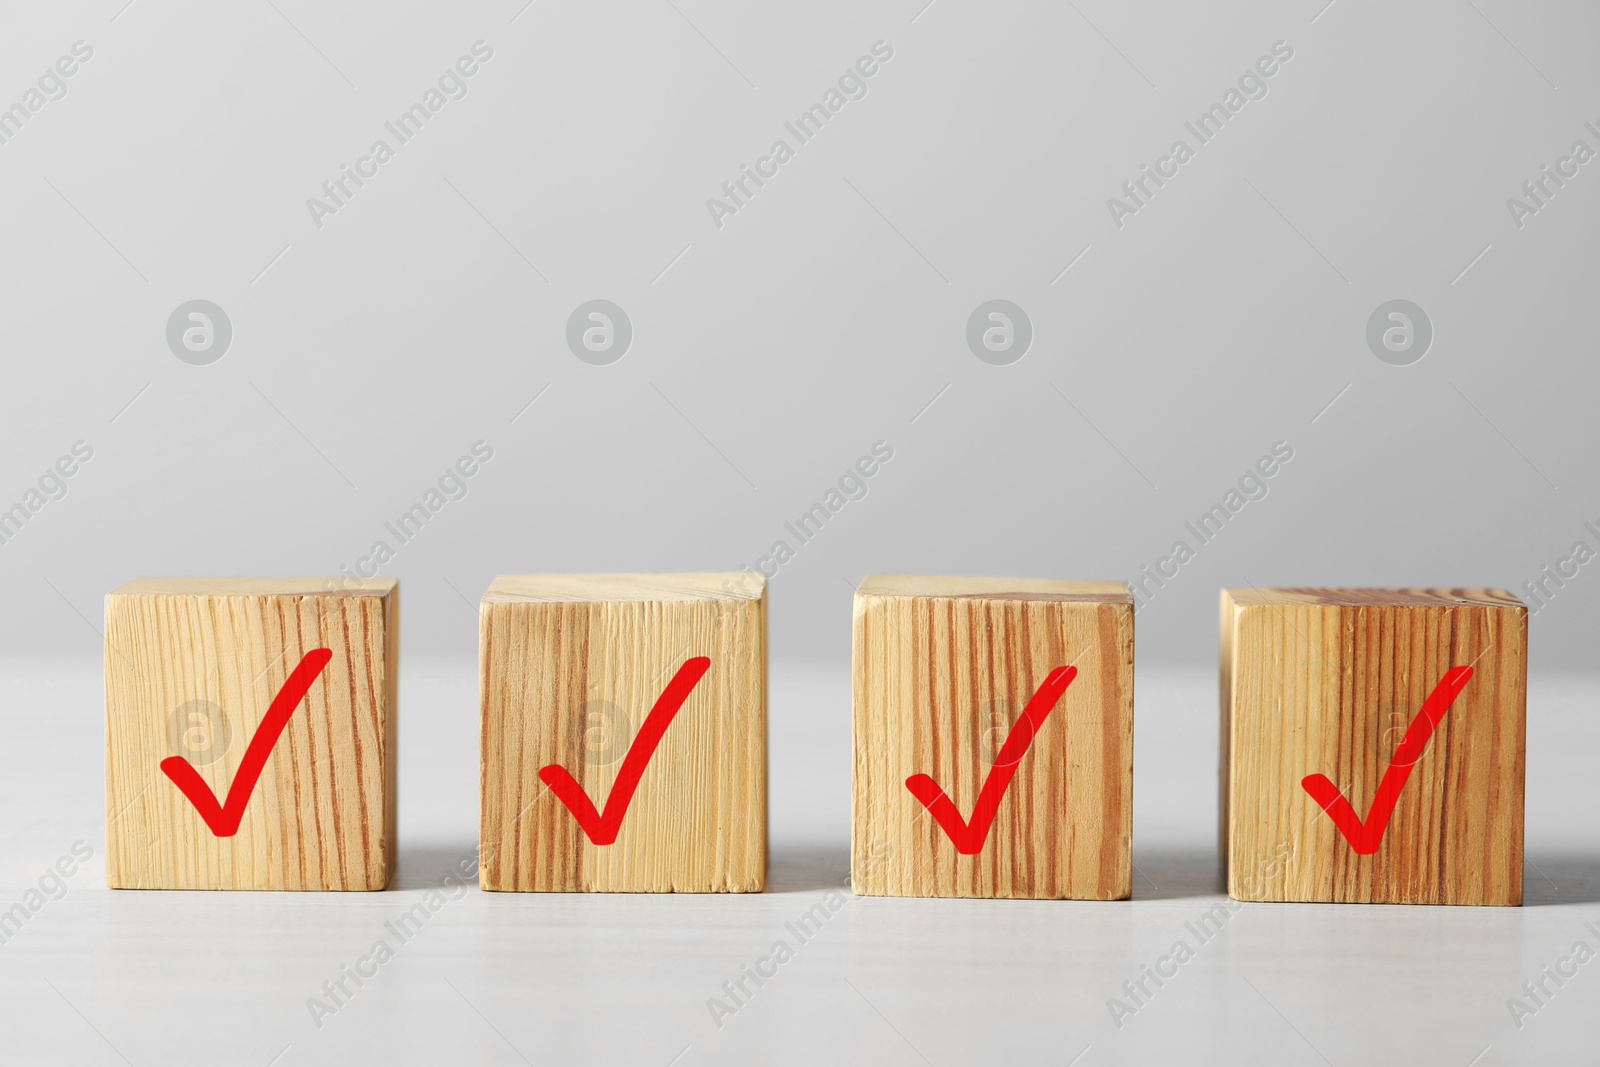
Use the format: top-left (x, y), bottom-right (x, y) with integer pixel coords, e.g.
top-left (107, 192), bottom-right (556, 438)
top-left (1223, 588), bottom-right (1527, 906)
top-left (852, 576), bottom-right (1134, 900)
top-left (104, 579), bottom-right (398, 891)
top-left (479, 573), bottom-right (766, 893)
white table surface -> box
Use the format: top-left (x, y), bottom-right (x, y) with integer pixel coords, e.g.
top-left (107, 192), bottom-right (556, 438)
top-left (1, 658), bottom-right (1595, 1065)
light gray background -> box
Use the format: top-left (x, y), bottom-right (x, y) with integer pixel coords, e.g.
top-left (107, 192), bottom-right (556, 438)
top-left (2, 0), bottom-right (1597, 667)
top-left (1, 0), bottom-right (1598, 1063)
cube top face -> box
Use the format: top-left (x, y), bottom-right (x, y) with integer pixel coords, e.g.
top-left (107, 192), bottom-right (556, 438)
top-left (104, 579), bottom-right (398, 891)
top-left (111, 577), bottom-right (396, 597)
top-left (855, 574), bottom-right (1127, 601)
top-left (1222, 587), bottom-right (1527, 906)
top-left (1224, 586), bottom-right (1522, 610)
top-left (852, 575), bottom-right (1134, 900)
top-left (480, 572), bottom-right (766, 893)
top-left (484, 572), bottom-right (763, 604)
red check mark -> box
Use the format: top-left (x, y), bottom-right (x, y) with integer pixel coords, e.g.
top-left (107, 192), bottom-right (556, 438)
top-left (538, 656), bottom-right (710, 846)
top-left (159, 648), bottom-right (333, 838)
top-left (904, 666), bottom-right (1077, 855)
top-left (1300, 666), bottom-right (1473, 855)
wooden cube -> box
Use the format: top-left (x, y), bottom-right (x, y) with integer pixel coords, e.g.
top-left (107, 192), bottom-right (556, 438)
top-left (104, 578), bottom-right (398, 891)
top-left (479, 573), bottom-right (765, 892)
top-left (851, 575), bottom-right (1134, 899)
top-left (1221, 587), bottom-right (1527, 906)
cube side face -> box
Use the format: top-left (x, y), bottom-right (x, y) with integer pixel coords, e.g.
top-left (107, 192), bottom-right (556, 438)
top-left (1226, 597), bottom-right (1526, 905)
top-left (381, 584), bottom-right (399, 890)
top-left (479, 590), bottom-right (766, 893)
top-left (104, 588), bottom-right (397, 891)
top-left (1218, 592), bottom-right (1236, 870)
top-left (852, 592), bottom-right (1134, 899)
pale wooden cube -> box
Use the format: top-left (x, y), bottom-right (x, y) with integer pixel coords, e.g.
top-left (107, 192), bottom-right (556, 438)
top-left (852, 575), bottom-right (1134, 899)
top-left (479, 573), bottom-right (765, 892)
top-left (104, 578), bottom-right (398, 890)
top-left (1222, 587), bottom-right (1527, 905)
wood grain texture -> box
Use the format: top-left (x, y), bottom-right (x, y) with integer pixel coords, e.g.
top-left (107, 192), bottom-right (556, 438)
top-left (851, 575), bottom-right (1134, 899)
top-left (479, 573), bottom-right (766, 893)
top-left (1222, 587), bottom-right (1527, 906)
top-left (104, 578), bottom-right (398, 891)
